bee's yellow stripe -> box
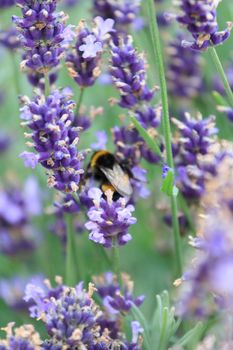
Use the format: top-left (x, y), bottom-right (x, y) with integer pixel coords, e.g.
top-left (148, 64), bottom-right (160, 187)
top-left (101, 183), bottom-right (115, 193)
top-left (90, 150), bottom-right (109, 168)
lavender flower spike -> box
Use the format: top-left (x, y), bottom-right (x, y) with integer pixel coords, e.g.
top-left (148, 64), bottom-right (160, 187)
top-left (110, 35), bottom-right (154, 109)
top-left (0, 323), bottom-right (41, 349)
top-left (66, 17), bottom-right (114, 87)
top-left (177, 0), bottom-right (233, 50)
top-left (93, 0), bottom-right (141, 27)
top-left (20, 89), bottom-right (84, 193)
top-left (13, 0), bottom-right (69, 82)
top-left (85, 188), bottom-right (137, 248)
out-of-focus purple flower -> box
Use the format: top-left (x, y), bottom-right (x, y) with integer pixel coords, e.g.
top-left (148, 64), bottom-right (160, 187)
top-left (19, 151), bottom-right (39, 169)
top-left (173, 112), bottom-right (218, 199)
top-left (0, 0), bottom-right (14, 8)
top-left (0, 132), bottom-right (10, 154)
top-left (0, 274), bottom-right (44, 311)
top-left (177, 151), bottom-right (233, 317)
top-left (110, 35), bottom-right (154, 109)
top-left (93, 0), bottom-right (141, 28)
top-left (177, 216), bottom-right (233, 318)
top-left (23, 176), bottom-right (42, 216)
top-left (94, 272), bottom-right (144, 314)
top-left (20, 89), bottom-right (84, 193)
top-left (0, 179), bottom-right (41, 256)
top-left (85, 187), bottom-right (136, 248)
top-left (167, 34), bottom-right (203, 98)
top-left (62, 0), bottom-right (79, 7)
top-left (135, 106), bottom-right (161, 130)
top-left (27, 71), bottom-right (58, 90)
top-left (176, 0), bottom-right (233, 50)
top-left (163, 211), bottom-right (189, 236)
top-left (0, 27), bottom-right (22, 50)
top-left (0, 323), bottom-right (41, 349)
top-left (66, 18), bottom-right (114, 87)
top-left (217, 105), bottom-right (233, 123)
top-left (91, 131), bottom-right (108, 150)
top-left (131, 321), bottom-right (144, 345)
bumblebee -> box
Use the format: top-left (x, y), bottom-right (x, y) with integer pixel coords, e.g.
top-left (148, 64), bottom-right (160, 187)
top-left (86, 150), bottom-right (133, 199)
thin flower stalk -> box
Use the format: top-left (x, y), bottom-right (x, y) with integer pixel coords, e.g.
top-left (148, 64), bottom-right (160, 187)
top-left (146, 0), bottom-right (182, 276)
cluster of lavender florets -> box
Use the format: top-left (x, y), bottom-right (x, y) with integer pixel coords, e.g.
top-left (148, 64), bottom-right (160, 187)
top-left (176, 0), bottom-right (233, 50)
top-left (21, 275), bottom-right (143, 349)
top-left (176, 150), bottom-right (233, 318)
top-left (19, 89), bottom-right (84, 193)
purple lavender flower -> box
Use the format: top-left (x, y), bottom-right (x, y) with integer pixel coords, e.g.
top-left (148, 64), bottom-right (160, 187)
top-left (113, 125), bottom-right (142, 166)
top-left (93, 0), bottom-right (141, 28)
top-left (0, 178), bottom-right (41, 255)
top-left (0, 274), bottom-right (44, 311)
top-left (0, 132), bottom-right (11, 154)
top-left (173, 112), bottom-right (218, 199)
top-left (93, 272), bottom-right (144, 314)
top-left (0, 323), bottom-right (41, 349)
top-left (167, 34), bottom-right (203, 98)
top-left (85, 188), bottom-right (137, 248)
top-left (177, 214), bottom-right (233, 318)
top-left (27, 71), bottom-right (58, 90)
top-left (177, 152), bottom-right (233, 317)
top-left (20, 89), bottom-right (84, 193)
top-left (66, 18), bottom-right (114, 87)
top-left (0, 0), bottom-right (14, 7)
top-left (25, 276), bottom-right (143, 349)
top-left (0, 27), bottom-right (22, 51)
top-left (110, 35), bottom-right (161, 165)
top-left (25, 278), bottom-right (109, 349)
top-left (110, 35), bottom-right (154, 109)
top-left (176, 0), bottom-right (233, 50)
top-left (13, 0), bottom-right (71, 90)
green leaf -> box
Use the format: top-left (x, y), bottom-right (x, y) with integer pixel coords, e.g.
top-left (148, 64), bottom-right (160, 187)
top-left (161, 169), bottom-right (179, 197)
top-left (212, 90), bottom-right (229, 106)
top-left (175, 322), bottom-right (204, 347)
top-left (150, 291), bottom-right (180, 350)
top-left (130, 115), bottom-right (162, 158)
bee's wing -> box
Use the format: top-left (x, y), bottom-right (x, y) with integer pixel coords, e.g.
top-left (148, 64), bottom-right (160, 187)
top-left (100, 164), bottom-right (133, 197)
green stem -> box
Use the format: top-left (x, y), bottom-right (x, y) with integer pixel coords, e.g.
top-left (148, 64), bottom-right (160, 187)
top-left (209, 47), bottom-right (233, 108)
top-left (76, 88), bottom-right (85, 116)
top-left (44, 72), bottom-right (50, 97)
top-left (112, 239), bottom-right (123, 289)
top-left (10, 52), bottom-right (21, 98)
top-left (146, 0), bottom-right (182, 276)
top-left (65, 214), bottom-right (77, 286)
top-left (157, 307), bottom-right (168, 350)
